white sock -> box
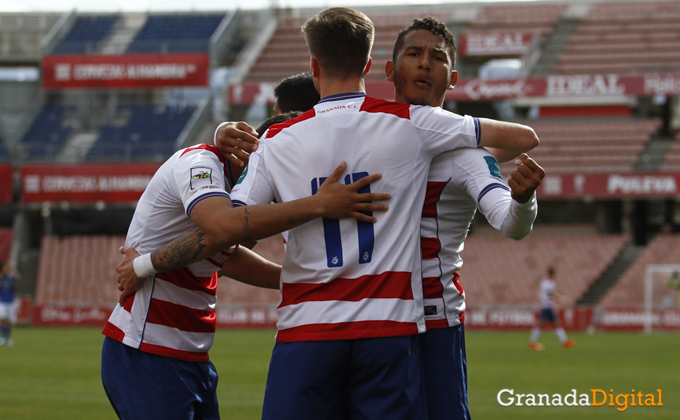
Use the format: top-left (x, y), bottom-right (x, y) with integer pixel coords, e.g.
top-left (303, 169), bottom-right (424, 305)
top-left (530, 327), bottom-right (541, 343)
top-left (556, 327), bottom-right (568, 343)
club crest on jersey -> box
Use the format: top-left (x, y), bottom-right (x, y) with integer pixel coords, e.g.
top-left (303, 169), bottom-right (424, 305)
top-left (190, 167), bottom-right (213, 189)
top-left (484, 156), bottom-right (503, 180)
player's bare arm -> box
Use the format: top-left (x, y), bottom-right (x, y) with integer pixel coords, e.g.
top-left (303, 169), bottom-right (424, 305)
top-left (191, 162), bottom-right (389, 250)
top-left (217, 246), bottom-right (281, 289)
top-left (115, 162), bottom-right (390, 301)
top-left (477, 119), bottom-right (539, 162)
top-left (508, 153), bottom-right (545, 203)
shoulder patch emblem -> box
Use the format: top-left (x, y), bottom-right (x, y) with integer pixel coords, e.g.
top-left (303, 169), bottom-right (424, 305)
top-left (483, 156), bottom-right (502, 179)
top-left (190, 167), bottom-right (213, 189)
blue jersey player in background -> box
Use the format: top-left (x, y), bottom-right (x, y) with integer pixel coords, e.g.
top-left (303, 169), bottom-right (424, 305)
top-left (0, 261), bottom-right (19, 346)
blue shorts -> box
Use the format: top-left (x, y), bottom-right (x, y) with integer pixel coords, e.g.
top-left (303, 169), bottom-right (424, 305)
top-left (262, 335), bottom-right (424, 420)
top-left (101, 337), bottom-right (219, 420)
top-left (539, 308), bottom-right (557, 324)
top-left (420, 324), bottom-right (470, 420)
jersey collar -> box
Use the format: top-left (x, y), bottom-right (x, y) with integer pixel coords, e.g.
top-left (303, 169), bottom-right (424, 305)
top-left (318, 92), bottom-right (366, 104)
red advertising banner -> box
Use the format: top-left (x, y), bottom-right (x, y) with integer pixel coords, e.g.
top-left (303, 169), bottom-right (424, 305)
top-left (27, 303), bottom-right (680, 331)
top-left (597, 307), bottom-right (680, 331)
top-left (42, 53), bottom-right (210, 89)
top-left (0, 228), bottom-right (12, 261)
top-left (228, 72), bottom-right (680, 105)
top-left (537, 173), bottom-right (680, 199)
top-left (0, 164), bottom-right (12, 204)
top-left (459, 31), bottom-right (537, 56)
top-left (464, 306), bottom-right (593, 331)
top-left (32, 304), bottom-right (112, 327)
top-left (30, 303), bottom-right (278, 328)
top-left (21, 163), bottom-right (160, 204)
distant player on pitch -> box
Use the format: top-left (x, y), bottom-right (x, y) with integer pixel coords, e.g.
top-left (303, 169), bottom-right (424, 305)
top-left (529, 266), bottom-right (576, 350)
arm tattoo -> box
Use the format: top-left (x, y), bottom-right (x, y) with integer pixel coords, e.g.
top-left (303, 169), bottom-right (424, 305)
top-left (240, 207), bottom-right (253, 243)
top-left (150, 226), bottom-right (208, 272)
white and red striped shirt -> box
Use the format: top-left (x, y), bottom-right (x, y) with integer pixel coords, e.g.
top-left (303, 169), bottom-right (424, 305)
top-left (421, 147), bottom-right (537, 329)
top-left (103, 144), bottom-right (237, 362)
top-left (230, 93), bottom-right (480, 342)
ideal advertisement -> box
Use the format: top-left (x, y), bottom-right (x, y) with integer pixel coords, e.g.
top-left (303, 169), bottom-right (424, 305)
top-left (459, 31), bottom-right (537, 56)
top-left (228, 72), bottom-right (680, 105)
top-left (21, 163), bottom-right (160, 204)
top-left (42, 53), bottom-right (210, 89)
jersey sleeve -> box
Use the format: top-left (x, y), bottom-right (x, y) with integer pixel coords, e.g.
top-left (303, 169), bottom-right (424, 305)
top-left (172, 148), bottom-right (231, 216)
top-left (409, 106), bottom-right (480, 156)
top-left (229, 141), bottom-right (276, 207)
top-left (451, 148), bottom-right (537, 240)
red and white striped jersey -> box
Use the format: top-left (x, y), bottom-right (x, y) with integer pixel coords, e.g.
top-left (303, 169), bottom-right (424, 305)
top-left (103, 145), bottom-right (237, 362)
top-left (421, 147), bottom-right (537, 329)
top-left (230, 93), bottom-right (480, 343)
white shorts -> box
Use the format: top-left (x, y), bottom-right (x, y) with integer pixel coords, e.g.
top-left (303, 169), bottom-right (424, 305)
top-left (0, 301), bottom-right (17, 323)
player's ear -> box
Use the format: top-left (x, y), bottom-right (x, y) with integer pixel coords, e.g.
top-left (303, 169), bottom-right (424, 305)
top-left (385, 61), bottom-right (395, 82)
top-left (448, 70), bottom-right (458, 90)
top-left (311, 57), bottom-right (321, 78)
top-left (363, 57), bottom-right (372, 76)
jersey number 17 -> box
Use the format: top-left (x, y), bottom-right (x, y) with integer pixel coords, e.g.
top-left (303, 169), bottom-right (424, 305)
top-left (311, 172), bottom-right (375, 268)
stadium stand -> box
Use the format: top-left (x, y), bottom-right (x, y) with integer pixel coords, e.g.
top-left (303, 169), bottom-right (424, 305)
top-left (553, 1), bottom-right (680, 75)
top-left (500, 117), bottom-right (662, 174)
top-left (35, 235), bottom-right (124, 304)
top-left (0, 13), bottom-right (62, 62)
top-left (245, 11), bottom-right (452, 83)
top-left (466, 3), bottom-right (568, 45)
top-left (4, 2), bottom-right (680, 331)
top-left (19, 105), bottom-right (72, 160)
top-left (33, 234), bottom-right (284, 305)
top-left (126, 13), bottom-right (225, 53)
top-left (86, 104), bottom-right (195, 162)
top-left (51, 15), bottom-right (119, 55)
top-left (601, 233), bottom-right (680, 307)
top-left (659, 133), bottom-right (680, 172)
top-left (459, 232), bottom-right (629, 307)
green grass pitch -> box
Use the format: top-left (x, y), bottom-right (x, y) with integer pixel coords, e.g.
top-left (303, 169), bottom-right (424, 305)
top-left (0, 327), bottom-right (677, 419)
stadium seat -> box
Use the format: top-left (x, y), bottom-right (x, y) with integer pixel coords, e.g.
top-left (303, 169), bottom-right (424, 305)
top-left (601, 234), bottom-right (680, 307)
top-left (35, 235), bottom-right (125, 304)
top-left (19, 106), bottom-right (72, 160)
top-left (86, 104), bottom-right (195, 162)
top-left (553, 1), bottom-right (680, 75)
top-left (51, 15), bottom-right (119, 54)
top-left (460, 231), bottom-right (628, 307)
top-left (126, 14), bottom-right (224, 53)
top-left (499, 117), bottom-right (661, 174)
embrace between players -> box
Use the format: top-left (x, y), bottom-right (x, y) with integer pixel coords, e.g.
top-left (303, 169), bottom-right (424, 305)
top-left (104, 8), bottom-right (545, 420)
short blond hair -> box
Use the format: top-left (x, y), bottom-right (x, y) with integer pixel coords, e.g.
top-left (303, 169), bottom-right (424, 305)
top-left (301, 7), bottom-right (374, 80)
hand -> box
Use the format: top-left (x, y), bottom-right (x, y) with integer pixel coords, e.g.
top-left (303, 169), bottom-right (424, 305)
top-left (315, 162), bottom-right (391, 223)
top-left (508, 153), bottom-right (545, 203)
top-left (215, 122), bottom-right (260, 168)
top-left (116, 246), bottom-right (144, 306)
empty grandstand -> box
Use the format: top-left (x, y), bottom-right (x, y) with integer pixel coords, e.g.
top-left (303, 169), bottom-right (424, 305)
top-left (0, 0), bottom-right (679, 332)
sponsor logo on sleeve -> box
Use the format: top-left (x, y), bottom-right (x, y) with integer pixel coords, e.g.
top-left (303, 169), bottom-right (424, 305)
top-left (484, 156), bottom-right (502, 179)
